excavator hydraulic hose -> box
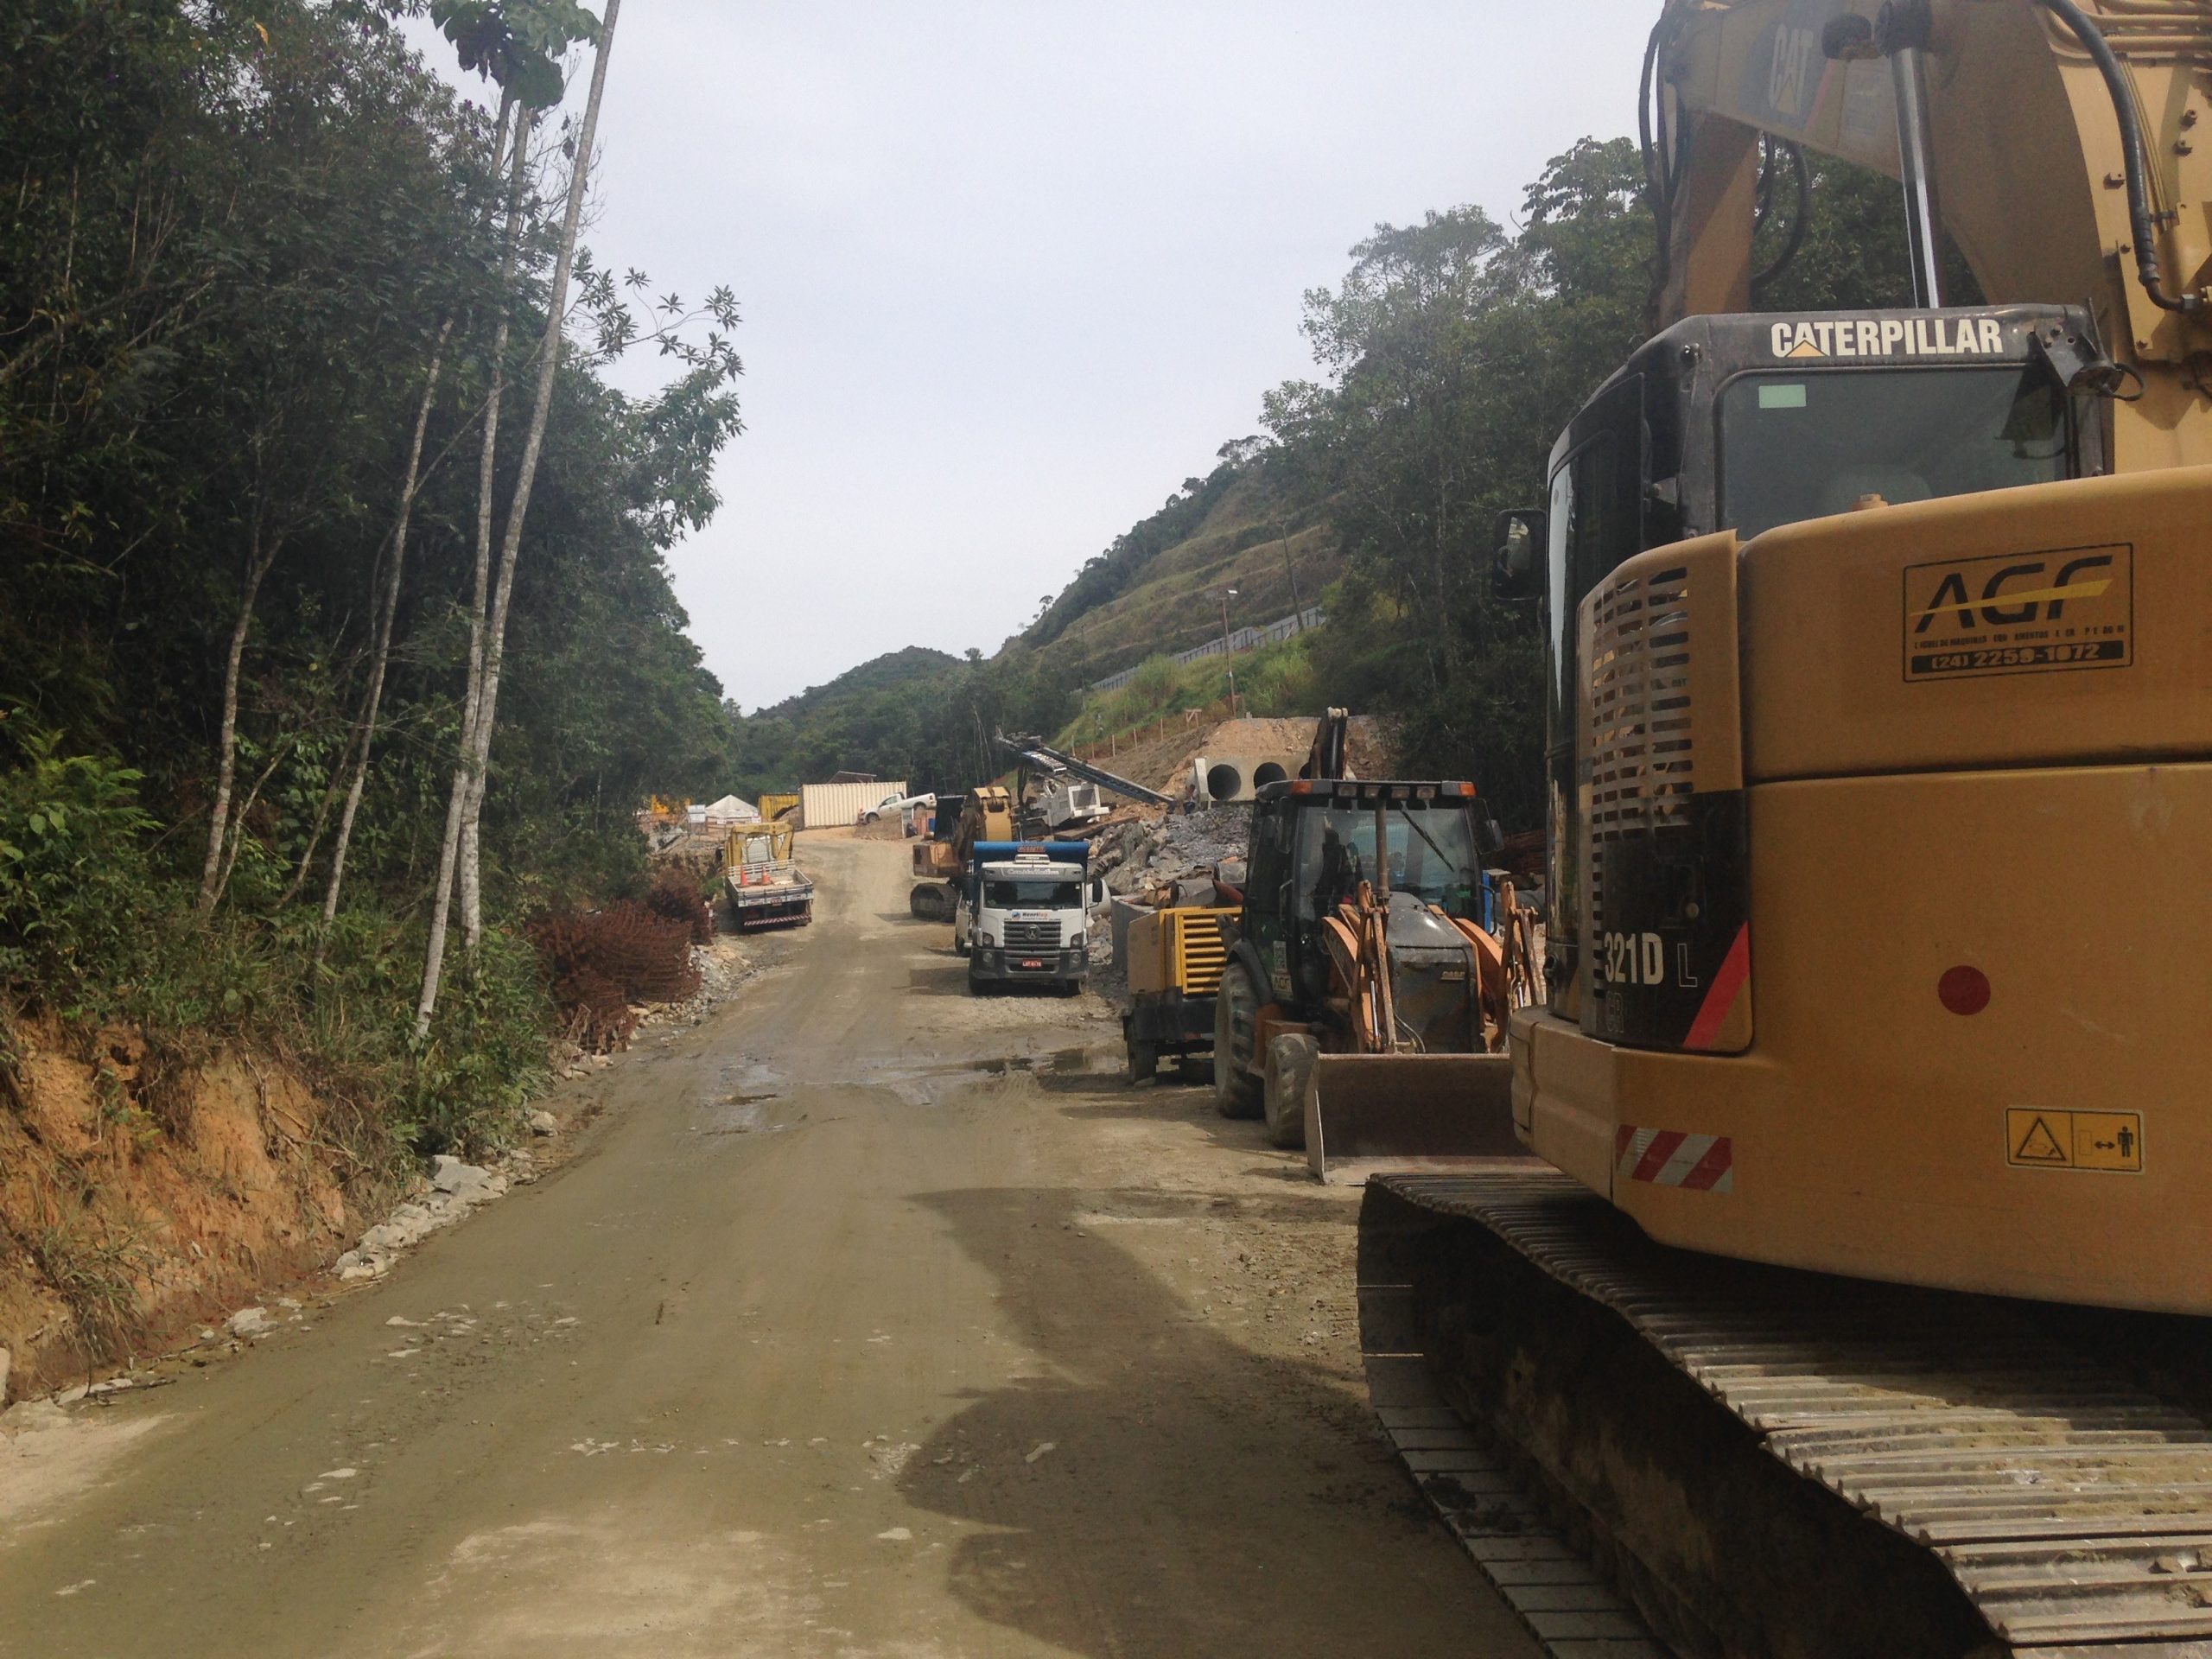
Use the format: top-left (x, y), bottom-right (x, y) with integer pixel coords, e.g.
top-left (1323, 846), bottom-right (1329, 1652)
top-left (2039, 0), bottom-right (2205, 315)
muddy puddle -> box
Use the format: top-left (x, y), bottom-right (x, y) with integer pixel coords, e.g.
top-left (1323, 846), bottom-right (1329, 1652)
top-left (696, 1056), bottom-right (791, 1135)
top-left (869, 1045), bottom-right (1114, 1108)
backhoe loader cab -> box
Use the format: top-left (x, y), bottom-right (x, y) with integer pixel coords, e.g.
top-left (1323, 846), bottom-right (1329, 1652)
top-left (1236, 780), bottom-right (1491, 1011)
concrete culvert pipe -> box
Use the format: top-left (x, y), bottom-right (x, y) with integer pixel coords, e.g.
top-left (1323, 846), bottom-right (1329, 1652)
top-left (1253, 762), bottom-right (1287, 788)
top-left (1206, 763), bottom-right (1244, 801)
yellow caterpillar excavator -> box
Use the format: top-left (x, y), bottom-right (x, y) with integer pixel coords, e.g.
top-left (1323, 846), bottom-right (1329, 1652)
top-left (1362, 4), bottom-right (2212, 1653)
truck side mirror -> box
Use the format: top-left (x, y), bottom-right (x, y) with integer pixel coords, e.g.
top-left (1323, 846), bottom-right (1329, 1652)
top-left (1491, 509), bottom-right (1544, 601)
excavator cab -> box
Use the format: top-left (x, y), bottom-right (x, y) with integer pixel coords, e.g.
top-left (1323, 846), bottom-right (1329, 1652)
top-left (1498, 300), bottom-right (2106, 1035)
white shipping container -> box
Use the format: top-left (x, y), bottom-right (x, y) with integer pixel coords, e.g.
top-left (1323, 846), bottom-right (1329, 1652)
top-left (799, 780), bottom-right (908, 830)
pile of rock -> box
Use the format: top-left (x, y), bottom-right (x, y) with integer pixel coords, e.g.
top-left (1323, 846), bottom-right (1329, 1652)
top-left (333, 1155), bottom-right (508, 1282)
top-left (1096, 805), bottom-right (1250, 903)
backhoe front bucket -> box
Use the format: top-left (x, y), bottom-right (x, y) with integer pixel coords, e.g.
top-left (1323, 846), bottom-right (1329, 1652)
top-left (1304, 1052), bottom-right (1524, 1185)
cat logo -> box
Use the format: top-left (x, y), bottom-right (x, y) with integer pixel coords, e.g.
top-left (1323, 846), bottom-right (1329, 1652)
top-left (1770, 316), bottom-right (2006, 360)
top-left (1767, 22), bottom-right (1821, 118)
top-left (1903, 545), bottom-right (2133, 681)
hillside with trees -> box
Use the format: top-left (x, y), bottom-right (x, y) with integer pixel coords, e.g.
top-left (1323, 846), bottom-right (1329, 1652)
top-left (1, 0), bottom-right (740, 1185)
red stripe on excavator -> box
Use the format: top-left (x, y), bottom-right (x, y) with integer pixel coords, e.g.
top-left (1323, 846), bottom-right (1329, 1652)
top-left (1631, 1130), bottom-right (1688, 1185)
top-left (1680, 1136), bottom-right (1735, 1192)
top-left (1682, 924), bottom-right (1751, 1051)
top-left (1614, 1127), bottom-right (1736, 1193)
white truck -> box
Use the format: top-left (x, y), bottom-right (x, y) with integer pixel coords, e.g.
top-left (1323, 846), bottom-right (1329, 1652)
top-left (957, 841), bottom-right (1090, 995)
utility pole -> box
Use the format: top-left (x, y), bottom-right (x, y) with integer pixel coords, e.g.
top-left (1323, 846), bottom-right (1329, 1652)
top-left (1216, 586), bottom-right (1239, 717)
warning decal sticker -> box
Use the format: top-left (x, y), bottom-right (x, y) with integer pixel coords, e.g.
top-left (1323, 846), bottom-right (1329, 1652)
top-left (1904, 543), bottom-right (2133, 682)
top-left (2005, 1107), bottom-right (2144, 1173)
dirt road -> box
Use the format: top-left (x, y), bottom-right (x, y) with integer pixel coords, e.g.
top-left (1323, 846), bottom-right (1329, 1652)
top-left (0, 833), bottom-right (1537, 1658)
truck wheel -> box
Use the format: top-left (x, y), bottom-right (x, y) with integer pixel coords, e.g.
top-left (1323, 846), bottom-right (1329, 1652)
top-left (1128, 1039), bottom-right (1158, 1083)
top-left (1214, 963), bottom-right (1263, 1119)
top-left (1263, 1033), bottom-right (1317, 1150)
top-left (967, 965), bottom-right (988, 996)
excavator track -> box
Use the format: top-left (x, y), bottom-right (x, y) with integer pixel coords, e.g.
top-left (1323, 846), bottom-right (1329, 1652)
top-left (1360, 1170), bottom-right (2212, 1659)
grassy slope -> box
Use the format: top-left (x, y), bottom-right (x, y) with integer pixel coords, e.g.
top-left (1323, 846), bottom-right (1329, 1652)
top-left (1052, 632), bottom-right (1320, 752)
top-left (1027, 474), bottom-right (1340, 691)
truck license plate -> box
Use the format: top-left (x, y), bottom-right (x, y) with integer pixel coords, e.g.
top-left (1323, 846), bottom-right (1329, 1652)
top-left (1020, 958), bottom-right (1044, 970)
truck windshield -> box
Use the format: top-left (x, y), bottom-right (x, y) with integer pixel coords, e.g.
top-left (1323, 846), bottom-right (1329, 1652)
top-left (1719, 366), bottom-right (2067, 541)
top-left (1294, 805), bottom-right (1478, 918)
top-left (985, 878), bottom-right (1080, 908)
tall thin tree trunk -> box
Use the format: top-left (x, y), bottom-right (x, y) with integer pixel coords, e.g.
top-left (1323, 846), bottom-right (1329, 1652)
top-left (419, 14), bottom-right (620, 1040)
top-left (453, 101), bottom-right (529, 957)
top-left (306, 317), bottom-right (454, 941)
top-left (458, 12), bottom-right (618, 961)
top-left (417, 105), bottom-right (530, 984)
top-left (415, 100), bottom-right (532, 1033)
top-left (197, 505), bottom-right (279, 915)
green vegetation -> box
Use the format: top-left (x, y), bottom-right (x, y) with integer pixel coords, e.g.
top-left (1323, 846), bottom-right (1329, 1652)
top-left (728, 645), bottom-right (1073, 799)
top-left (1, 3), bottom-right (740, 1167)
top-left (1053, 634), bottom-right (1320, 753)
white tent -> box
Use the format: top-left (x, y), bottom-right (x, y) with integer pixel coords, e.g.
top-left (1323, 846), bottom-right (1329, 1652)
top-left (700, 793), bottom-right (759, 824)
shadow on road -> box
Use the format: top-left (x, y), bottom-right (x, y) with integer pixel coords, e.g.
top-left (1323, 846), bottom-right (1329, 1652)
top-left (1047, 1070), bottom-right (1315, 1170)
top-left (897, 1184), bottom-right (1486, 1659)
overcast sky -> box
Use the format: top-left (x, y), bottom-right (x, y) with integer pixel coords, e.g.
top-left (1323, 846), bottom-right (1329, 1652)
top-left (413, 3), bottom-right (1656, 710)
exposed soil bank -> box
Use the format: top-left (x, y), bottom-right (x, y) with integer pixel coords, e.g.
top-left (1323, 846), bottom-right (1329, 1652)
top-left (0, 1023), bottom-right (359, 1398)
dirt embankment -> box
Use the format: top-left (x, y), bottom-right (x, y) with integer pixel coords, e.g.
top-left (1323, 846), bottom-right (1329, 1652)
top-left (0, 1020), bottom-right (363, 1400)
top-left (1080, 713), bottom-right (1391, 798)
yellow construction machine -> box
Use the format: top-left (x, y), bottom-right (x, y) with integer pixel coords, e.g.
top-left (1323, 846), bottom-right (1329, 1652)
top-left (1119, 905), bottom-right (1236, 1081)
top-left (908, 785), bottom-right (1015, 923)
top-left (1362, 4), bottom-right (2212, 1654)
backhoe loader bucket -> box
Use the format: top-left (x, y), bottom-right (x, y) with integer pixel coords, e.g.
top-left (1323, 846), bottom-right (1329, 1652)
top-left (1303, 1052), bottom-right (1523, 1185)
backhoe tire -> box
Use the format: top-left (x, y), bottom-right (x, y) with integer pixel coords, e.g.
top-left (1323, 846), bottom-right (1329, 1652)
top-left (1214, 963), bottom-right (1264, 1120)
top-left (1263, 1032), bottom-right (1317, 1150)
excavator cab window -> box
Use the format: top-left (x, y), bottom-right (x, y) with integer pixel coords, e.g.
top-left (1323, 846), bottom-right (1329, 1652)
top-left (1718, 365), bottom-right (2070, 540)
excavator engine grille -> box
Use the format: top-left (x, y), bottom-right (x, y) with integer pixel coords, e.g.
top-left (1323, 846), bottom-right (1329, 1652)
top-left (1585, 562), bottom-right (1694, 934)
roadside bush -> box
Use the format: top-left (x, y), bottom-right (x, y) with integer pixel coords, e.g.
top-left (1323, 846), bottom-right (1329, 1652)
top-left (0, 727), bottom-right (157, 1017)
top-left (0, 721), bottom-right (557, 1166)
top-left (380, 925), bottom-right (554, 1155)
